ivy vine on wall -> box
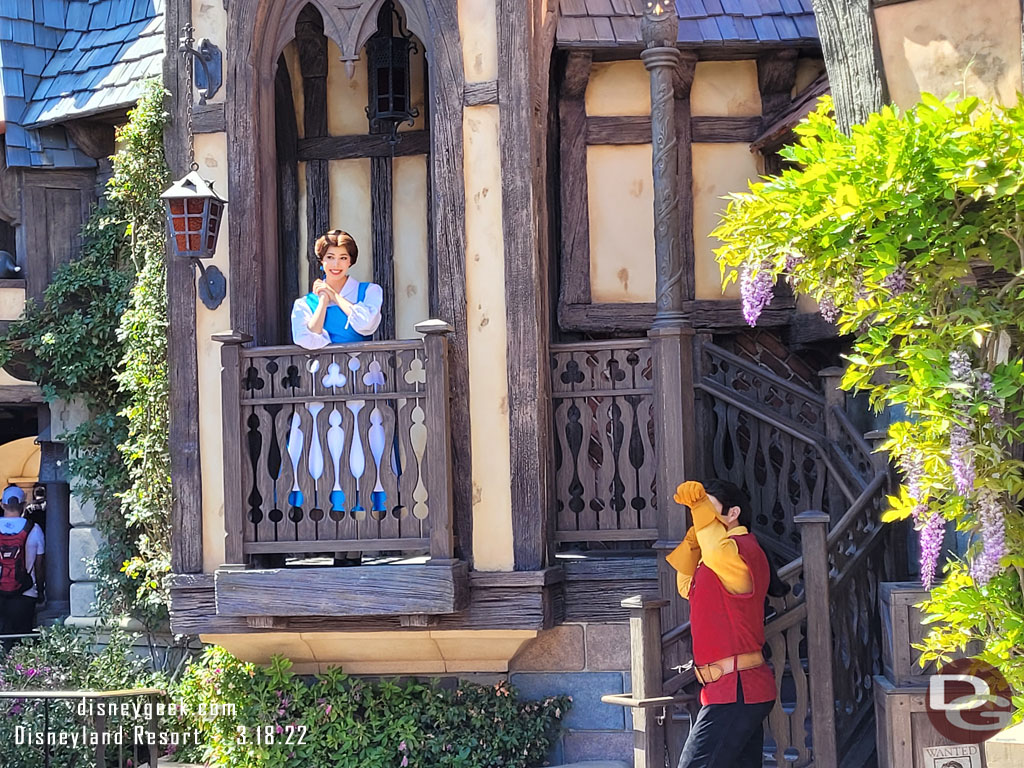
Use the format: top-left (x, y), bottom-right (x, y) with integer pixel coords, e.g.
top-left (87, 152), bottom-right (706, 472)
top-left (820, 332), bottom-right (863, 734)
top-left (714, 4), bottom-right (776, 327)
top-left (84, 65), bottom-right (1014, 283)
top-left (0, 80), bottom-right (173, 631)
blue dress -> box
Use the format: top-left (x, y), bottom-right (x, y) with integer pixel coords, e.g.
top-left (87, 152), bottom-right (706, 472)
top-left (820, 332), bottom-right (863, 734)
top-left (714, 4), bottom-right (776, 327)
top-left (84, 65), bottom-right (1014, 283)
top-left (305, 281), bottom-right (371, 343)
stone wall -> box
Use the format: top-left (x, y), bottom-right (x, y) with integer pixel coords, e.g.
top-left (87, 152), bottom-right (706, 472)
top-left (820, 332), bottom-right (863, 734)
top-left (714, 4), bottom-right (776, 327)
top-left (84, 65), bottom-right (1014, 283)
top-left (506, 623), bottom-right (634, 765)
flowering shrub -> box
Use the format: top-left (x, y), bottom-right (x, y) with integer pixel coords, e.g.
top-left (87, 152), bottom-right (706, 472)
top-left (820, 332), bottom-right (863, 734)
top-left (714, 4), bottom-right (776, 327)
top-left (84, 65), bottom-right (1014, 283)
top-left (176, 647), bottom-right (571, 768)
top-left (0, 626), bottom-right (171, 768)
top-left (713, 95), bottom-right (1024, 715)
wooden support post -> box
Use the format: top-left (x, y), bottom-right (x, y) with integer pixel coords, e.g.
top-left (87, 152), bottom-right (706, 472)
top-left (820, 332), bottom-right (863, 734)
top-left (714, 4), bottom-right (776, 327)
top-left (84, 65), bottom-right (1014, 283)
top-left (297, 5), bottom-right (329, 289)
top-left (275, 54), bottom-right (300, 337)
top-left (371, 156), bottom-right (396, 340)
top-left (623, 595), bottom-right (668, 768)
top-left (809, 0), bottom-right (886, 132)
top-left (213, 331), bottom-right (252, 567)
top-left (797, 510), bottom-right (839, 768)
top-left (820, 365), bottom-right (847, 520)
top-left (417, 320), bottom-right (455, 563)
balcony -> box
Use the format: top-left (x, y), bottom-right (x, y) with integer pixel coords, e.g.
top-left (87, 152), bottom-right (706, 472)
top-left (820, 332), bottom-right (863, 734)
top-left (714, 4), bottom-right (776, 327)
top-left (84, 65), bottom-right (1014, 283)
top-left (213, 320), bottom-right (467, 620)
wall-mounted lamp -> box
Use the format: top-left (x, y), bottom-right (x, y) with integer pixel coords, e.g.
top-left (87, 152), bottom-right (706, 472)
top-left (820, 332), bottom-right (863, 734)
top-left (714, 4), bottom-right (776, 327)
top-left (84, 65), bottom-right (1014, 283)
top-left (365, 0), bottom-right (419, 145)
top-left (162, 24), bottom-right (227, 310)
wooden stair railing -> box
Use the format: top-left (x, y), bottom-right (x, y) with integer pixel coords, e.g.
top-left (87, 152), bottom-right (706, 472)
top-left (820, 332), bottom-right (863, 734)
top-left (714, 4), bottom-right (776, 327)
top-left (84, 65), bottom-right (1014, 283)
top-left (605, 339), bottom-right (895, 768)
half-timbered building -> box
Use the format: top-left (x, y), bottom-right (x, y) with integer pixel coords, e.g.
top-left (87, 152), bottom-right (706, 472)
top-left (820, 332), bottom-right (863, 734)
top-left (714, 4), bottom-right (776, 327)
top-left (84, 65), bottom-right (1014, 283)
top-left (4, 0), bottom-right (1022, 765)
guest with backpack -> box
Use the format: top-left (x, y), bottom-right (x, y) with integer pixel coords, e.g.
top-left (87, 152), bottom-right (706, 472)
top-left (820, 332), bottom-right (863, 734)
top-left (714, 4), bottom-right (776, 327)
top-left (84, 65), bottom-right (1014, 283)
top-left (0, 485), bottom-right (45, 649)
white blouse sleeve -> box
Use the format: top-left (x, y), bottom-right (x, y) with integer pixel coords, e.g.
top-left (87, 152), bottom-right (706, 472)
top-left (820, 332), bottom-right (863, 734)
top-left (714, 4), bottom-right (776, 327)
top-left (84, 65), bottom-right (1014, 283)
top-left (345, 282), bottom-right (384, 336)
top-left (291, 297), bottom-right (331, 350)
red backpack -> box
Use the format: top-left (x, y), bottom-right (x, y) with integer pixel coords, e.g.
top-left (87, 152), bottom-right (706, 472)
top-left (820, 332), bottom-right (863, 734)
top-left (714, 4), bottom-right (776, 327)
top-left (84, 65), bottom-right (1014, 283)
top-left (0, 520), bottom-right (35, 595)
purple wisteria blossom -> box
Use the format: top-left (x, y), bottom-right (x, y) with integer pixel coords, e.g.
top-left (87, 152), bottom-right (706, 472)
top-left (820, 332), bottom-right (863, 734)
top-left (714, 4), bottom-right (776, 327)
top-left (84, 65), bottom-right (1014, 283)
top-left (899, 449), bottom-right (929, 521)
top-left (949, 349), bottom-right (972, 383)
top-left (919, 511), bottom-right (946, 590)
top-left (949, 424), bottom-right (975, 495)
top-left (881, 265), bottom-right (910, 296)
top-left (970, 489), bottom-right (1006, 586)
top-left (741, 261), bottom-right (774, 327)
top-left (784, 251), bottom-right (804, 272)
top-left (818, 292), bottom-right (840, 323)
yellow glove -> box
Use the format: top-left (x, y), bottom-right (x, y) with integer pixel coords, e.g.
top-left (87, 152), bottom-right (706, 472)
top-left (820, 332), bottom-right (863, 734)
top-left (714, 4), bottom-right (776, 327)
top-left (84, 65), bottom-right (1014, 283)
top-left (674, 481), bottom-right (707, 507)
top-left (683, 525), bottom-right (700, 552)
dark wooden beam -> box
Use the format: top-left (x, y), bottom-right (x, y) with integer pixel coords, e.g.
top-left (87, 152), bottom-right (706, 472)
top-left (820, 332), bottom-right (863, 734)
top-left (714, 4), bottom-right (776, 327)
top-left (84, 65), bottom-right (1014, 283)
top-left (585, 115), bottom-right (763, 145)
top-left (0, 384), bottom-right (43, 404)
top-left (165, 0), bottom-right (202, 573)
top-left (558, 51), bottom-right (593, 311)
top-left (810, 0), bottom-right (886, 132)
top-left (297, 5), bottom-right (329, 291)
top-left (783, 311), bottom-right (841, 347)
top-left (370, 156), bottom-right (396, 340)
top-left (559, 297), bottom-right (797, 333)
top-left (499, 0), bottom-right (550, 571)
top-left (463, 80), bottom-right (499, 106)
top-left (757, 49), bottom-right (799, 124)
top-left (170, 569), bottom-right (563, 634)
top-left (424, 0), bottom-right (473, 566)
top-left (215, 562), bottom-right (469, 617)
top-left (691, 116), bottom-right (763, 143)
top-left (297, 131), bottom-right (431, 160)
top-left (275, 55), bottom-right (300, 338)
top-left (193, 102), bottom-right (226, 134)
top-left (64, 120), bottom-right (115, 159)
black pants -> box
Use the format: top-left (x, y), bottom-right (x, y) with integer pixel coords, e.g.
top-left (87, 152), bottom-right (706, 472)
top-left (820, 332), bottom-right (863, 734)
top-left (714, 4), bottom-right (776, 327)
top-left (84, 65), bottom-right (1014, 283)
top-left (677, 677), bottom-right (775, 768)
top-left (0, 594), bottom-right (36, 651)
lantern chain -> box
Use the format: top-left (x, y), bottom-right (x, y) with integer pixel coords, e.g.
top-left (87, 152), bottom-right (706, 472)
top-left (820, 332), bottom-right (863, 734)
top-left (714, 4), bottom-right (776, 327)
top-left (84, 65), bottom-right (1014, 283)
top-left (180, 24), bottom-right (199, 172)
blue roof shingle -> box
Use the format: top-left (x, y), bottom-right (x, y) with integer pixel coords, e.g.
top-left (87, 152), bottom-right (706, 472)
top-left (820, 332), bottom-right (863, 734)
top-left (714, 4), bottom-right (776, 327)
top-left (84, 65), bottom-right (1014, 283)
top-left (557, 0), bottom-right (819, 46)
top-left (1, 0), bottom-right (165, 168)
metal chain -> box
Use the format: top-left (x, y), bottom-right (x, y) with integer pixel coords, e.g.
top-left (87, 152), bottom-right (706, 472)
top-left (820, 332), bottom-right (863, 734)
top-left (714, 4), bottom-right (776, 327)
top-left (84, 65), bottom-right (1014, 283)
top-left (181, 24), bottom-right (198, 171)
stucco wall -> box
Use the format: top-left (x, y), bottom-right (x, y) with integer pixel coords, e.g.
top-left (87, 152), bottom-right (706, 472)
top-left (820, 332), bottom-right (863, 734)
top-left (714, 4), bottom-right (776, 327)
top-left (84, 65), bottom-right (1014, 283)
top-left (463, 104), bottom-right (514, 572)
top-left (691, 60), bottom-right (761, 116)
top-left (458, 0), bottom-right (499, 82)
top-left (586, 144), bottom-right (656, 303)
top-left (202, 629), bottom-right (537, 675)
top-left (0, 435), bottom-right (39, 488)
top-left (876, 0), bottom-right (1023, 109)
top-left (193, 132), bottom-right (232, 573)
top-left (0, 283), bottom-right (25, 320)
top-left (328, 158), bottom-right (374, 283)
top-left (585, 60), bottom-right (651, 116)
top-left (692, 143), bottom-right (760, 300)
top-left (392, 154), bottom-right (430, 338)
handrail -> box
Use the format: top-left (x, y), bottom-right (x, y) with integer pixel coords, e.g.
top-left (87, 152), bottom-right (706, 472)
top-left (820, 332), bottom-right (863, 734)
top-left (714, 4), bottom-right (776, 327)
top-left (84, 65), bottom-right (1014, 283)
top-left (701, 342), bottom-right (828, 408)
top-left (826, 472), bottom-right (887, 548)
top-left (696, 378), bottom-right (859, 504)
top-left (0, 688), bottom-right (166, 699)
top-left (551, 338), bottom-right (653, 352)
top-left (832, 406), bottom-right (875, 464)
top-left (241, 339), bottom-right (424, 357)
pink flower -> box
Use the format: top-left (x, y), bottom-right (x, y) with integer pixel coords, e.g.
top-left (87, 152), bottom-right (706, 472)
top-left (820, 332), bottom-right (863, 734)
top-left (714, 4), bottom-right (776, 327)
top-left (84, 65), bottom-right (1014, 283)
top-left (401, 757), bottom-right (409, 767)
top-left (399, 740), bottom-right (407, 751)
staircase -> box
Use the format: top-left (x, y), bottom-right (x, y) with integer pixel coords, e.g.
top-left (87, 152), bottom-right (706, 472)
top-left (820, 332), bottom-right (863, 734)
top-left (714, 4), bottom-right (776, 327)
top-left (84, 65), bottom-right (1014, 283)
top-left (605, 336), bottom-right (899, 768)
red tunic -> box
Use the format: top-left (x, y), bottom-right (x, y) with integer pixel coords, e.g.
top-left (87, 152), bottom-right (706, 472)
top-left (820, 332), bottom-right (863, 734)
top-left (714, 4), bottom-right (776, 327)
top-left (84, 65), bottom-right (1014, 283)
top-left (688, 532), bottom-right (776, 706)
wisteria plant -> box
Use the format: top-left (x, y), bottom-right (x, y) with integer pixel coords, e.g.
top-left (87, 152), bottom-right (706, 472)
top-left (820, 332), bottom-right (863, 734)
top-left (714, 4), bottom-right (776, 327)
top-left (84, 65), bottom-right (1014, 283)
top-left (713, 94), bottom-right (1024, 715)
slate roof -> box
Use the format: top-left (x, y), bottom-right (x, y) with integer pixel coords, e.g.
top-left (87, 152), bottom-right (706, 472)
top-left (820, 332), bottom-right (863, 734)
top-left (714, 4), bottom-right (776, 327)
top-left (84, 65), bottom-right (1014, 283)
top-left (0, 0), bottom-right (165, 169)
top-left (557, 0), bottom-right (819, 47)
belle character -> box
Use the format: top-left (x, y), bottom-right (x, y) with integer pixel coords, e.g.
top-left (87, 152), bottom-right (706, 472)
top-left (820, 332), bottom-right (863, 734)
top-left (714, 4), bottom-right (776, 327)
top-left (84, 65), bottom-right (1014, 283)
top-left (290, 229), bottom-right (383, 348)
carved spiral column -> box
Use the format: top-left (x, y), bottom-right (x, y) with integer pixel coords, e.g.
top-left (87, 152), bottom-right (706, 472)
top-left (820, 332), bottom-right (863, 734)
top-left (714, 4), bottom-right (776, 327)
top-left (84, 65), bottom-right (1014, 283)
top-left (641, 6), bottom-right (685, 327)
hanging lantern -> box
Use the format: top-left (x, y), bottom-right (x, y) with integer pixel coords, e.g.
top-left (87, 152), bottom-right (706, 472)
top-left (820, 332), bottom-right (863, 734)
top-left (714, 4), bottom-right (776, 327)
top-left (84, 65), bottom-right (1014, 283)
top-left (161, 170), bottom-right (225, 259)
top-left (365, 0), bottom-right (419, 144)
top-left (160, 24), bottom-right (228, 310)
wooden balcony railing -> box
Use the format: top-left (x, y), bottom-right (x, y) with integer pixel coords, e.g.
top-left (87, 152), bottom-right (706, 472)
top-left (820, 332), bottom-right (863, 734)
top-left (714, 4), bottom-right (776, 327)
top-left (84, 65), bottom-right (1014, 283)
top-left (216, 320), bottom-right (455, 567)
top-left (550, 339), bottom-right (658, 547)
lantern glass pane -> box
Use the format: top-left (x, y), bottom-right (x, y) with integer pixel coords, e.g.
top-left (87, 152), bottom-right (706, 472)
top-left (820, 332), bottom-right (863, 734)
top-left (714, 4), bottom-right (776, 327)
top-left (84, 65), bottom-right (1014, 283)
top-left (187, 215), bottom-right (203, 232)
top-left (187, 198), bottom-right (205, 214)
top-left (188, 234), bottom-right (201, 251)
top-left (175, 233), bottom-right (188, 252)
top-left (168, 199), bottom-right (184, 215)
top-left (206, 234), bottom-right (216, 251)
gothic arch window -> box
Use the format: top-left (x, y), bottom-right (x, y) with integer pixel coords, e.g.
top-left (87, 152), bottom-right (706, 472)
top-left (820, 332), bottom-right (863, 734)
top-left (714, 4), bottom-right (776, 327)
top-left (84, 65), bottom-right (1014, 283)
top-left (270, 1), bottom-right (431, 342)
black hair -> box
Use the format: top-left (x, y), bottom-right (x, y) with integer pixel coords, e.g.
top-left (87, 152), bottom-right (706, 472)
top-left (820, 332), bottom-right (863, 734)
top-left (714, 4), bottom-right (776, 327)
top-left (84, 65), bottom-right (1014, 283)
top-left (701, 479), bottom-right (790, 598)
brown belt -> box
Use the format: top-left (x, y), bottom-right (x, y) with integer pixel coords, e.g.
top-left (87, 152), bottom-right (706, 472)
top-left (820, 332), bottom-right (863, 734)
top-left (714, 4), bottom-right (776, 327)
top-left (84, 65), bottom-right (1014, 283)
top-left (694, 651), bottom-right (766, 686)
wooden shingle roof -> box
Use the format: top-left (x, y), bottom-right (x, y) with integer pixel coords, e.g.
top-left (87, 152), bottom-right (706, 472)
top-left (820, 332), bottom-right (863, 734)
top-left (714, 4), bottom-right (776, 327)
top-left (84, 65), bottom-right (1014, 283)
top-left (557, 0), bottom-right (819, 47)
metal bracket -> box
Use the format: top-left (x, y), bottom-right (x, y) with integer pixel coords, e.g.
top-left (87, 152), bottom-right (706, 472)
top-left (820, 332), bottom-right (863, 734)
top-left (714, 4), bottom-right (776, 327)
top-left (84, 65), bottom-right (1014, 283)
top-left (194, 261), bottom-right (227, 310)
top-left (180, 37), bottom-right (223, 105)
